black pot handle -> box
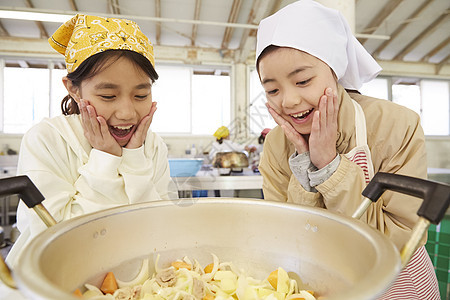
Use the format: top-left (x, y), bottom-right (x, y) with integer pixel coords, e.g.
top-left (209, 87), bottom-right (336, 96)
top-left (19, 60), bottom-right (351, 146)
top-left (0, 175), bottom-right (45, 208)
top-left (0, 175), bottom-right (56, 228)
top-left (362, 172), bottom-right (450, 224)
top-left (0, 175), bottom-right (52, 289)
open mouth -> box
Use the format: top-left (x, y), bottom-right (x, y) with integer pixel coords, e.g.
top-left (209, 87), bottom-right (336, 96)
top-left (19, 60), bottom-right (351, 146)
top-left (109, 125), bottom-right (135, 138)
top-left (290, 108), bottom-right (314, 120)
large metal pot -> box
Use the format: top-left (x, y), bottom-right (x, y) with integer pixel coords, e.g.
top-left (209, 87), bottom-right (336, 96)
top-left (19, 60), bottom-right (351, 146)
top-left (0, 173), bottom-right (449, 300)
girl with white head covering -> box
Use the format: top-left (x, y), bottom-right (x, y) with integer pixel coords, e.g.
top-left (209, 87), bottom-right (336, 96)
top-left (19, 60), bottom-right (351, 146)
top-left (256, 1), bottom-right (440, 299)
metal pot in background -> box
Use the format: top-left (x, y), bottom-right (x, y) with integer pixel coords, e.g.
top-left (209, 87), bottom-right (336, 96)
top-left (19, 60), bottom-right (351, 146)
top-left (0, 173), bottom-right (448, 300)
top-left (212, 151), bottom-right (249, 175)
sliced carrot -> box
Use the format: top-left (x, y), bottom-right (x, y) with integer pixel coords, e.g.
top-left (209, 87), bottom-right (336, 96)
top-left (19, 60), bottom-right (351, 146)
top-left (203, 293), bottom-right (215, 300)
top-left (73, 288), bottom-right (83, 298)
top-left (171, 261), bottom-right (192, 270)
top-left (267, 269), bottom-right (278, 289)
top-left (204, 263), bottom-right (214, 273)
top-left (100, 272), bottom-right (118, 295)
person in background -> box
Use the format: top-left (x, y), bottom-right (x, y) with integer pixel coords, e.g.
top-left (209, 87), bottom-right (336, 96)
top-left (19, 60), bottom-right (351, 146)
top-left (6, 14), bottom-right (177, 268)
top-left (209, 126), bottom-right (253, 160)
top-left (257, 128), bottom-right (271, 154)
top-left (249, 128), bottom-right (271, 172)
top-left (256, 1), bottom-right (439, 299)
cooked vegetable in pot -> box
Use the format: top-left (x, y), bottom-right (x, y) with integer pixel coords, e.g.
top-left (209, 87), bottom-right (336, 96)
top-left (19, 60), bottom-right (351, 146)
top-left (76, 254), bottom-right (317, 300)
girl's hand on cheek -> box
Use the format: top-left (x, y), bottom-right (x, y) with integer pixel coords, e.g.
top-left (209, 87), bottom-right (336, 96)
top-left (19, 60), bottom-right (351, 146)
top-left (126, 102), bottom-right (157, 149)
top-left (309, 88), bottom-right (338, 169)
top-left (266, 102), bottom-right (308, 154)
top-left (80, 99), bottom-right (122, 156)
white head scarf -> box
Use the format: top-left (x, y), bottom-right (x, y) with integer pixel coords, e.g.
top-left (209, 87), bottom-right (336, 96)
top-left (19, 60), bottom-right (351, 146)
top-left (256, 0), bottom-right (381, 90)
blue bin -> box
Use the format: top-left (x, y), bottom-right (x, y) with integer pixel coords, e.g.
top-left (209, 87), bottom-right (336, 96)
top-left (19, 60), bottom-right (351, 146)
top-left (192, 190), bottom-right (208, 197)
top-left (168, 158), bottom-right (204, 177)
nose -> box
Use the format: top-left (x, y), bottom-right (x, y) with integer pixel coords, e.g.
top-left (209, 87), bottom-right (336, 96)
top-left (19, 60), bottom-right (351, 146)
top-left (281, 86), bottom-right (301, 109)
top-left (115, 97), bottom-right (136, 120)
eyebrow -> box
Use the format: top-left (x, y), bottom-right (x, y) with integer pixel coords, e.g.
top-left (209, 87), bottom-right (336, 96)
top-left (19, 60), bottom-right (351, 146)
top-left (94, 82), bottom-right (152, 90)
top-left (261, 66), bottom-right (312, 85)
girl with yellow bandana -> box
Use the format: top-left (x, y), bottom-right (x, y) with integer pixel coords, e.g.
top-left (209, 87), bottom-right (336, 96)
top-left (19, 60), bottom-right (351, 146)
top-left (7, 15), bottom-right (177, 268)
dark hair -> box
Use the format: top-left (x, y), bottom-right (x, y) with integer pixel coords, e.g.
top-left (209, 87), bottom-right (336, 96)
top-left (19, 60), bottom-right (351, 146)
top-left (62, 49), bottom-right (158, 115)
top-left (258, 134), bottom-right (265, 144)
top-left (256, 45), bottom-right (281, 74)
top-left (216, 138), bottom-right (223, 144)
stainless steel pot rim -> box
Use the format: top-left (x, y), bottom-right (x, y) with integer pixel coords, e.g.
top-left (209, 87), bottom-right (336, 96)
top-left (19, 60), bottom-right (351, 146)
top-left (15, 198), bottom-right (401, 300)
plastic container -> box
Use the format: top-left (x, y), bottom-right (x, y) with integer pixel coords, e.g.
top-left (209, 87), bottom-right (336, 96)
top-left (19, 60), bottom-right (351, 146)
top-left (168, 158), bottom-right (204, 177)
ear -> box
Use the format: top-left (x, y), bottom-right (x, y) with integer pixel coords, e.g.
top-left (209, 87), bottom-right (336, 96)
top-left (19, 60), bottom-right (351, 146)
top-left (62, 76), bottom-right (81, 103)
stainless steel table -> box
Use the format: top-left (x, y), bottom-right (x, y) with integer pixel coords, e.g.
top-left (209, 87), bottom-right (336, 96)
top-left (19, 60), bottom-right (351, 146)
top-left (171, 168), bottom-right (263, 191)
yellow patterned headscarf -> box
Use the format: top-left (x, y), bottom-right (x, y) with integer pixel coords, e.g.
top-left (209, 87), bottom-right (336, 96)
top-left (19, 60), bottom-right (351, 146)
top-left (213, 126), bottom-right (230, 139)
top-left (49, 14), bottom-right (155, 73)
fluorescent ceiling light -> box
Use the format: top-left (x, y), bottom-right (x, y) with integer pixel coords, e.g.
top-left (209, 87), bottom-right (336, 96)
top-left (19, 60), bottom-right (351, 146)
top-left (0, 10), bottom-right (72, 23)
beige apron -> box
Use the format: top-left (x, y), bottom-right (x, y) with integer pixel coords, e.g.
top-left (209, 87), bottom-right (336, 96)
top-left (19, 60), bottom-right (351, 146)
top-left (347, 99), bottom-right (440, 300)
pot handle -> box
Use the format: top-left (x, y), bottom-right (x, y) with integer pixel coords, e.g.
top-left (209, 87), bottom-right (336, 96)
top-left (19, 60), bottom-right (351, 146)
top-left (0, 175), bottom-right (57, 227)
top-left (356, 172), bottom-right (450, 267)
top-left (0, 175), bottom-right (57, 289)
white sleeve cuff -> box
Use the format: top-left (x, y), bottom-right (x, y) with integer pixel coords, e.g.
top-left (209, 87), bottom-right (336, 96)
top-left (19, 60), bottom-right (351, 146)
top-left (85, 148), bottom-right (122, 177)
top-left (289, 151), bottom-right (317, 192)
top-left (308, 154), bottom-right (341, 187)
top-left (121, 146), bottom-right (147, 170)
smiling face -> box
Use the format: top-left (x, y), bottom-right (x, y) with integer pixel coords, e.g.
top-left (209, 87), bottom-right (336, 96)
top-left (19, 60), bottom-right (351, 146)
top-left (74, 56), bottom-right (153, 146)
top-left (258, 47), bottom-right (338, 135)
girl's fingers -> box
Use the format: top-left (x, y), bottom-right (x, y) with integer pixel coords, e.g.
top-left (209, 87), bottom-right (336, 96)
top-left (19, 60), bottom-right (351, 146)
top-left (325, 88), bottom-right (337, 127)
top-left (139, 103), bottom-right (157, 136)
top-left (332, 91), bottom-right (339, 123)
top-left (80, 100), bottom-right (95, 136)
top-left (267, 105), bottom-right (287, 127)
top-left (86, 105), bottom-right (98, 127)
top-left (97, 116), bottom-right (109, 139)
top-left (281, 124), bottom-right (308, 153)
top-left (136, 115), bottom-right (151, 137)
top-left (325, 88), bottom-right (333, 126)
top-left (147, 102), bottom-right (157, 125)
top-left (311, 110), bottom-right (320, 137)
top-left (79, 100), bottom-right (89, 127)
top-left (319, 95), bottom-right (327, 131)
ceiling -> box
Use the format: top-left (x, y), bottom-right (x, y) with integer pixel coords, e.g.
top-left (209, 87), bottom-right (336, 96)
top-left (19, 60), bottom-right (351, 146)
top-left (0, 0), bottom-right (449, 75)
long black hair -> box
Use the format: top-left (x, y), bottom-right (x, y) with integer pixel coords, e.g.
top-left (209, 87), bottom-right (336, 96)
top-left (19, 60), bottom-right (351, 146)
top-left (61, 49), bottom-right (158, 115)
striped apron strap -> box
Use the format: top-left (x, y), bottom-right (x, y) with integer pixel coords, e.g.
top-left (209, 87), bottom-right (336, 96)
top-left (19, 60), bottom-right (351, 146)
top-left (345, 100), bottom-right (440, 299)
top-left (343, 100), bottom-right (374, 183)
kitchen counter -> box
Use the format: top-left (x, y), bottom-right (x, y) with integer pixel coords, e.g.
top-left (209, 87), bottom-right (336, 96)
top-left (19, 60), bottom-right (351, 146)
top-left (171, 168), bottom-right (263, 191)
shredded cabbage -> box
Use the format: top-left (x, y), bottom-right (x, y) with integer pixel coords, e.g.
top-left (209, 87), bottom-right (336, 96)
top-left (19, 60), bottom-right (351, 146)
top-left (80, 254), bottom-right (317, 300)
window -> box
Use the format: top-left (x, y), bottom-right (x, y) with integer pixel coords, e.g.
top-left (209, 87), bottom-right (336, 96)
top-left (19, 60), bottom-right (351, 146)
top-left (421, 80), bottom-right (449, 135)
top-left (1, 61), bottom-right (231, 135)
top-left (360, 78), bottom-right (389, 100)
top-left (191, 73), bottom-right (230, 135)
top-left (3, 67), bottom-right (50, 134)
top-left (150, 65), bottom-right (231, 135)
top-left (151, 66), bottom-right (191, 133)
top-left (392, 83), bottom-right (421, 115)
top-left (51, 68), bottom-right (69, 117)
